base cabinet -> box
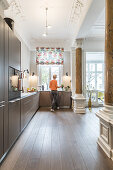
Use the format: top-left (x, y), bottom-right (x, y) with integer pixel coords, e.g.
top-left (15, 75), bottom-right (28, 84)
top-left (39, 91), bottom-right (72, 108)
top-left (0, 106), bottom-right (4, 159)
top-left (21, 93), bottom-right (40, 131)
top-left (0, 93), bottom-right (40, 162)
top-left (9, 99), bottom-right (21, 147)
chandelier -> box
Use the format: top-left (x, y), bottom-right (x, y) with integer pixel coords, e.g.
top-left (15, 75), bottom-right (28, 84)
top-left (42, 7), bottom-right (51, 37)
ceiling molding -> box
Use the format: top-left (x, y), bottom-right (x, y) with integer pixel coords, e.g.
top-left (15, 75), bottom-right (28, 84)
top-left (0, 0), bottom-right (9, 10)
top-left (76, 0), bottom-right (105, 38)
top-left (84, 36), bottom-right (105, 41)
top-left (69, 0), bottom-right (84, 24)
top-left (5, 0), bottom-right (25, 20)
top-left (4, 0), bottom-right (105, 51)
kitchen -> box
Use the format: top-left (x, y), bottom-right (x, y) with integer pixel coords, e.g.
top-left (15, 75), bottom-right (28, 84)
top-left (0, 0), bottom-right (72, 164)
top-left (1, 0), bottom-right (113, 169)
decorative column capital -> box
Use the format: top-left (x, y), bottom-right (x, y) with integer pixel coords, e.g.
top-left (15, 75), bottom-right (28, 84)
top-left (70, 47), bottom-right (76, 53)
top-left (0, 0), bottom-right (9, 10)
top-left (75, 38), bottom-right (83, 49)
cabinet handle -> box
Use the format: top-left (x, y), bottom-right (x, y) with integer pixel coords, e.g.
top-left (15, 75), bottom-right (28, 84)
top-left (9, 98), bottom-right (20, 103)
top-left (0, 101), bottom-right (5, 104)
top-left (0, 105), bottom-right (5, 108)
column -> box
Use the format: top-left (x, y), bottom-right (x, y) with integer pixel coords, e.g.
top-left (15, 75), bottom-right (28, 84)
top-left (70, 47), bottom-right (76, 96)
top-left (105, 0), bottom-right (113, 106)
top-left (76, 47), bottom-right (82, 94)
top-left (72, 39), bottom-right (86, 114)
top-left (96, 0), bottom-right (113, 160)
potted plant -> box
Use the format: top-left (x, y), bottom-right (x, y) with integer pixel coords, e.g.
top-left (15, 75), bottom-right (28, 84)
top-left (61, 84), bottom-right (64, 91)
top-left (65, 86), bottom-right (70, 91)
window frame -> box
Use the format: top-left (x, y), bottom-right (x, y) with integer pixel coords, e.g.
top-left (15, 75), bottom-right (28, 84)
top-left (38, 65), bottom-right (63, 90)
top-left (86, 60), bottom-right (104, 91)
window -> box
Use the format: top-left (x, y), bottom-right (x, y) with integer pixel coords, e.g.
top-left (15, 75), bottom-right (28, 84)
top-left (38, 65), bottom-right (63, 90)
top-left (86, 52), bottom-right (104, 91)
top-left (36, 47), bottom-right (64, 65)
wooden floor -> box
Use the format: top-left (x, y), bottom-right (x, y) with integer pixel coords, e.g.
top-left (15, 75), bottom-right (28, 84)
top-left (1, 107), bottom-right (113, 170)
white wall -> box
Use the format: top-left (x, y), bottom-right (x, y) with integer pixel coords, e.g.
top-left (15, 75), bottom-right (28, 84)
top-left (63, 51), bottom-right (71, 76)
top-left (62, 51), bottom-right (71, 88)
top-left (30, 51), bottom-right (37, 75)
top-left (83, 37), bottom-right (105, 52)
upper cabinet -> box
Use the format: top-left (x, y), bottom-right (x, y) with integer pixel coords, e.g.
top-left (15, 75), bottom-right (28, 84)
top-left (0, 17), bottom-right (5, 102)
top-left (9, 28), bottom-right (21, 71)
top-left (0, 17), bottom-right (4, 159)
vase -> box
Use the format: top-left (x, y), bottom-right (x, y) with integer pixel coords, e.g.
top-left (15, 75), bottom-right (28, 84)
top-left (88, 97), bottom-right (92, 111)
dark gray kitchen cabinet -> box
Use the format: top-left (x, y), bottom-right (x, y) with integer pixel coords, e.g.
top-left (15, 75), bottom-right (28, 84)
top-left (4, 22), bottom-right (9, 153)
top-left (0, 17), bottom-right (5, 102)
top-left (0, 105), bottom-right (4, 159)
top-left (0, 17), bottom-right (5, 159)
top-left (9, 28), bottom-right (21, 71)
top-left (21, 96), bottom-right (33, 131)
top-left (39, 91), bottom-right (72, 108)
top-left (21, 93), bottom-right (40, 131)
top-left (9, 99), bottom-right (21, 147)
top-left (34, 93), bottom-right (40, 112)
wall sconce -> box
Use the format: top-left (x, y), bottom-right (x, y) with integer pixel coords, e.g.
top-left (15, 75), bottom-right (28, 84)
top-left (66, 72), bottom-right (68, 76)
top-left (24, 69), bottom-right (29, 74)
top-left (32, 72), bottom-right (35, 76)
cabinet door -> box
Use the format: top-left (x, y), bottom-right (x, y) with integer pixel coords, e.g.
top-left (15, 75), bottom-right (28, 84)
top-left (0, 17), bottom-right (4, 102)
top-left (35, 93), bottom-right (40, 111)
top-left (0, 105), bottom-right (4, 159)
top-left (4, 22), bottom-right (9, 153)
top-left (9, 100), bottom-right (21, 147)
top-left (0, 16), bottom-right (5, 159)
top-left (21, 96), bottom-right (33, 131)
top-left (9, 28), bottom-right (21, 70)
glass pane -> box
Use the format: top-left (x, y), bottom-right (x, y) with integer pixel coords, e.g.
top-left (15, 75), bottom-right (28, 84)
top-left (51, 66), bottom-right (59, 85)
top-left (89, 73), bottom-right (95, 89)
top-left (86, 64), bottom-right (88, 72)
top-left (86, 73), bottom-right (89, 85)
top-left (97, 63), bottom-right (103, 71)
top-left (41, 67), bottom-right (49, 90)
top-left (97, 73), bottom-right (103, 90)
top-left (91, 91), bottom-right (96, 102)
top-left (89, 64), bottom-right (95, 72)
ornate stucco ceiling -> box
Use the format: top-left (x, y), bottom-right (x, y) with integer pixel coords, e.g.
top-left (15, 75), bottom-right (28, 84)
top-left (5, 0), bottom-right (100, 50)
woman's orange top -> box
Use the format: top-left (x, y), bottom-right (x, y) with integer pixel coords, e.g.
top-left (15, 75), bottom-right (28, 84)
top-left (49, 80), bottom-right (58, 90)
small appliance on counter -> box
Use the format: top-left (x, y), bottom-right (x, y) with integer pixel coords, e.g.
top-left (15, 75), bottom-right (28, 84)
top-left (9, 67), bottom-right (22, 100)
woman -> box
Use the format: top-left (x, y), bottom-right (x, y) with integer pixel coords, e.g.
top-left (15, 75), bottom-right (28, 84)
top-left (49, 75), bottom-right (60, 112)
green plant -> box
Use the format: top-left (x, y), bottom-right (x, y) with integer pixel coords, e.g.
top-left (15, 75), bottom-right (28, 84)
top-left (65, 86), bottom-right (70, 91)
top-left (61, 84), bottom-right (64, 88)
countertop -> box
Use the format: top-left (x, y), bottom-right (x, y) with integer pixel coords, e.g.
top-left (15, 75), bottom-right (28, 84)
top-left (39, 90), bottom-right (71, 92)
top-left (21, 92), bottom-right (38, 99)
top-left (9, 91), bottom-right (39, 102)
